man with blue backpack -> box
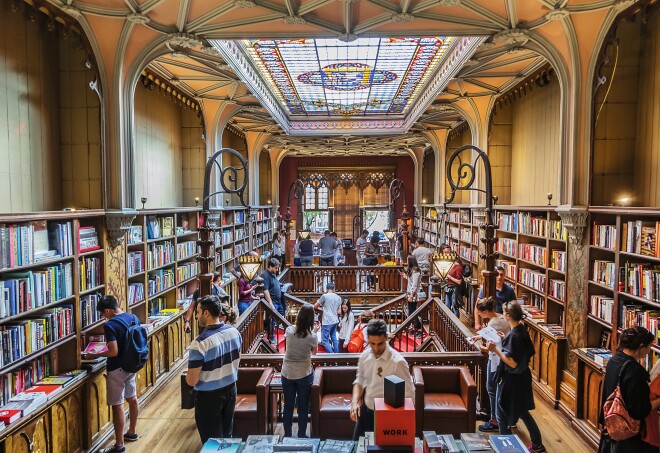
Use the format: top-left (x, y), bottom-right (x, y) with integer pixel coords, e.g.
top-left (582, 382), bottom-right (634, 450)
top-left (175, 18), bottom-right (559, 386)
top-left (86, 295), bottom-right (149, 453)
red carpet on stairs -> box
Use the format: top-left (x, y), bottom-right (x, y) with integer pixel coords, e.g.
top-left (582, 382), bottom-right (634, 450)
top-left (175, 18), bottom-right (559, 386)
top-left (269, 327), bottom-right (423, 353)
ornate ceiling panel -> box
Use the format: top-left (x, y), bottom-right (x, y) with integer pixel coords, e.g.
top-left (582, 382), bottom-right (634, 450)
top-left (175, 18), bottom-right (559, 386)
top-left (50, 0), bottom-right (624, 156)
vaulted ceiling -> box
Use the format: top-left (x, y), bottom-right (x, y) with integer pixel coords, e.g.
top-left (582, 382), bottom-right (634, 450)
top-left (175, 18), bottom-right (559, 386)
top-left (56, 0), bottom-right (624, 156)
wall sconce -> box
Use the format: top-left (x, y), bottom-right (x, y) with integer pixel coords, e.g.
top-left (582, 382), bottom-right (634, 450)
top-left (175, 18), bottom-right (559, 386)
top-left (618, 196), bottom-right (631, 206)
top-left (141, 197), bottom-right (147, 210)
top-left (547, 193), bottom-right (553, 206)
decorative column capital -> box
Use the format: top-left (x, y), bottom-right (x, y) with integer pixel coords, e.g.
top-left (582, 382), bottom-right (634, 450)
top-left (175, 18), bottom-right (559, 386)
top-left (557, 206), bottom-right (589, 245)
top-left (106, 209), bottom-right (138, 247)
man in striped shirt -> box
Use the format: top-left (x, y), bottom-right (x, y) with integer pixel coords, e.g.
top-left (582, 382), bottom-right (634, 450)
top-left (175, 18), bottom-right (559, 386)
top-left (186, 295), bottom-right (242, 443)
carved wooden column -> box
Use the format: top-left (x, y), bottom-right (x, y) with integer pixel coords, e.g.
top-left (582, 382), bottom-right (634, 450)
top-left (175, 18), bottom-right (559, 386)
top-left (558, 207), bottom-right (589, 376)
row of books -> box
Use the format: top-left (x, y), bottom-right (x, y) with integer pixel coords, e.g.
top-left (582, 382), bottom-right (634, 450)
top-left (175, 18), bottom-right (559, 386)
top-left (217, 229), bottom-right (234, 245)
top-left (0, 369), bottom-right (87, 425)
top-left (592, 223), bottom-right (617, 250)
top-left (0, 221), bottom-right (73, 270)
top-left (128, 225), bottom-right (143, 245)
top-left (590, 295), bottom-right (614, 323)
top-left (177, 262), bottom-right (199, 284)
top-left (548, 279), bottom-right (566, 301)
top-left (147, 241), bottom-right (175, 269)
top-left (79, 257), bottom-right (101, 291)
top-left (78, 226), bottom-right (99, 252)
top-left (147, 269), bottom-right (175, 296)
top-left (518, 243), bottom-right (547, 266)
top-left (148, 297), bottom-right (167, 317)
top-left (80, 293), bottom-right (103, 329)
top-left (127, 251), bottom-right (144, 276)
top-left (551, 250), bottom-right (566, 272)
top-left (128, 283), bottom-right (145, 306)
top-left (0, 355), bottom-right (50, 406)
top-left (176, 240), bottom-right (197, 261)
top-left (519, 213), bottom-right (550, 237)
top-left (146, 216), bottom-right (174, 240)
top-left (0, 305), bottom-right (73, 367)
top-left (145, 309), bottom-right (179, 332)
top-left (0, 263), bottom-right (74, 318)
top-left (519, 268), bottom-right (546, 292)
top-left (521, 293), bottom-right (546, 313)
top-left (496, 259), bottom-right (517, 280)
top-left (449, 226), bottom-right (459, 240)
top-left (593, 260), bottom-right (616, 288)
top-left (424, 430), bottom-right (530, 453)
top-left (220, 248), bottom-right (234, 262)
top-left (622, 220), bottom-right (660, 257)
top-left (621, 304), bottom-right (660, 340)
top-left (577, 348), bottom-right (612, 366)
top-left (496, 238), bottom-right (516, 258)
top-left (619, 262), bottom-right (660, 302)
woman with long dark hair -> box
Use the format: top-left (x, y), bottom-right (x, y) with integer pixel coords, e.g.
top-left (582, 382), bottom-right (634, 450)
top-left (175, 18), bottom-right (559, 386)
top-left (487, 301), bottom-right (546, 453)
top-left (337, 300), bottom-right (355, 353)
top-left (598, 326), bottom-right (660, 452)
top-left (402, 256), bottom-right (422, 332)
top-left (281, 304), bottom-right (318, 437)
top-left (444, 255), bottom-right (464, 317)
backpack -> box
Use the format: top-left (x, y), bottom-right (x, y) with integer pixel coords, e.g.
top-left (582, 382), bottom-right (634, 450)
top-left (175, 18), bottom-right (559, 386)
top-left (113, 315), bottom-right (149, 373)
top-left (603, 360), bottom-right (640, 441)
top-left (347, 325), bottom-right (366, 353)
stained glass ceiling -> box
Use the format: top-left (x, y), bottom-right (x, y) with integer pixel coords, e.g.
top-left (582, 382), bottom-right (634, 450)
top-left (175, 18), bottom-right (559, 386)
top-left (240, 37), bottom-right (454, 117)
top-left (212, 36), bottom-right (481, 135)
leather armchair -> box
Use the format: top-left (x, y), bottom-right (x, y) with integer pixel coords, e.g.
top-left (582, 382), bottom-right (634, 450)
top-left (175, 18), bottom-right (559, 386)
top-left (413, 366), bottom-right (476, 437)
top-left (233, 367), bottom-right (274, 439)
top-left (311, 366), bottom-right (357, 439)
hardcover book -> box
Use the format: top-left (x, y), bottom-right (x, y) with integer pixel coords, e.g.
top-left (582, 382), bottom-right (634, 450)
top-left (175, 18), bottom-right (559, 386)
top-left (0, 409), bottom-right (21, 424)
top-left (488, 435), bottom-right (527, 453)
top-left (459, 433), bottom-right (490, 451)
top-left (83, 342), bottom-right (108, 354)
top-left (200, 438), bottom-right (243, 453)
top-left (243, 435), bottom-right (280, 453)
top-left (275, 438), bottom-right (321, 453)
top-left (319, 440), bottom-right (355, 453)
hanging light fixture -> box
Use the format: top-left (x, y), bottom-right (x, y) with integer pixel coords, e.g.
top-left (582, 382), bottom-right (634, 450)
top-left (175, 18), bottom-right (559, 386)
top-left (432, 251), bottom-right (457, 280)
top-left (383, 228), bottom-right (396, 241)
top-left (300, 229), bottom-right (311, 240)
top-left (239, 255), bottom-right (262, 281)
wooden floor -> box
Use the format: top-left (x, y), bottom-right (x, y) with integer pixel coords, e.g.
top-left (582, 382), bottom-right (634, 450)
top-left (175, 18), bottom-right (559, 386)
top-left (104, 364), bottom-right (593, 453)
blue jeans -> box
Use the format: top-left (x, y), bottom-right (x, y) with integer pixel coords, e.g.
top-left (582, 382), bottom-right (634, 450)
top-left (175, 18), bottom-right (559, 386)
top-left (282, 372), bottom-right (313, 438)
top-left (238, 301), bottom-right (251, 315)
top-left (486, 360), bottom-right (497, 421)
top-left (268, 302), bottom-right (286, 342)
top-left (496, 380), bottom-right (543, 448)
top-left (445, 288), bottom-right (461, 317)
top-left (321, 323), bottom-right (338, 353)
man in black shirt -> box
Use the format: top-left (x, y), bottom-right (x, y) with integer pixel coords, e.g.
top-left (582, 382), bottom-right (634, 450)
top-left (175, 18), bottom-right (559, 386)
top-left (262, 258), bottom-right (285, 344)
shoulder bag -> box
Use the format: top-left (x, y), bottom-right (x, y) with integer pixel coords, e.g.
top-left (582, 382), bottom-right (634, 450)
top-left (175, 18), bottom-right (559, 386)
top-left (603, 360), bottom-right (641, 441)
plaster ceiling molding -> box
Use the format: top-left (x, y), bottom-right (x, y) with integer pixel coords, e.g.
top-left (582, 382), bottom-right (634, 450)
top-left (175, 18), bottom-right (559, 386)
top-left (429, 103), bottom-right (454, 112)
top-left (235, 0), bottom-right (256, 7)
top-left (216, 63), bottom-right (232, 71)
top-left (544, 8), bottom-right (570, 22)
top-left (492, 29), bottom-right (529, 46)
top-left (199, 45), bottom-right (220, 56)
top-left (170, 51), bottom-right (187, 58)
top-left (476, 41), bottom-right (496, 51)
top-left (283, 15), bottom-right (306, 25)
top-left (167, 33), bottom-right (200, 49)
top-left (126, 13), bottom-right (150, 25)
top-left (338, 33), bottom-right (358, 42)
top-left (170, 77), bottom-right (181, 87)
top-left (506, 47), bottom-right (526, 55)
top-left (437, 0), bottom-right (462, 5)
top-left (60, 5), bottom-right (83, 19)
top-left (613, 0), bottom-right (638, 11)
top-left (391, 13), bottom-right (415, 23)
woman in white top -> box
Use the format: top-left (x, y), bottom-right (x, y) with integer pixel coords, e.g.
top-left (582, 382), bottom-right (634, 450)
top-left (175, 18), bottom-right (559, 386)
top-left (337, 300), bottom-right (355, 353)
top-left (402, 256), bottom-right (422, 332)
top-left (293, 237), bottom-right (301, 266)
top-left (281, 304), bottom-right (318, 437)
top-left (472, 296), bottom-right (511, 432)
top-left (272, 232), bottom-right (284, 265)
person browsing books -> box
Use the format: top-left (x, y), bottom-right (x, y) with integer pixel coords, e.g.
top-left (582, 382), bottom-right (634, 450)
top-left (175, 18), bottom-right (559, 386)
top-left (475, 265), bottom-right (516, 329)
top-left (86, 295), bottom-right (141, 453)
top-left (350, 319), bottom-right (414, 440)
top-left (262, 258), bottom-right (285, 345)
top-left (186, 296), bottom-right (242, 443)
top-left (184, 272), bottom-right (230, 333)
top-left (232, 265), bottom-right (259, 315)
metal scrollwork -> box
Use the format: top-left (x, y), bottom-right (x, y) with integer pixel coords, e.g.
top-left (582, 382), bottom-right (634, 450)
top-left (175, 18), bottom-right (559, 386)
top-left (203, 147), bottom-right (249, 210)
top-left (287, 179), bottom-right (305, 208)
top-left (446, 145), bottom-right (492, 212)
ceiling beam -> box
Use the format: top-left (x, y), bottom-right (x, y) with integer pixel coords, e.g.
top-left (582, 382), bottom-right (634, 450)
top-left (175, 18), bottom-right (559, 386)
top-left (298, 0), bottom-right (332, 15)
top-left (186, 2), bottom-right (237, 32)
top-left (344, 0), bottom-right (352, 35)
top-left (196, 14), bottom-right (283, 34)
top-left (176, 0), bottom-right (191, 32)
top-left (459, 0), bottom-right (510, 29)
top-left (412, 12), bottom-right (501, 32)
top-left (505, 0), bottom-right (518, 28)
top-left (122, 0), bottom-right (138, 13)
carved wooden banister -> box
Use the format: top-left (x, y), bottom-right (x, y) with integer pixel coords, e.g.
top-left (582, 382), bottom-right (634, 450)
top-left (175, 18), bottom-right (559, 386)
top-left (235, 299), bottom-right (291, 353)
top-left (288, 266), bottom-right (404, 293)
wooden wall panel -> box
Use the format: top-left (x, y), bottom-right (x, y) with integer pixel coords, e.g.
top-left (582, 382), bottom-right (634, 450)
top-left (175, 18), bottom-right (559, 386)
top-left (510, 79), bottom-right (561, 205)
top-left (134, 86), bottom-right (183, 209)
top-left (489, 107), bottom-right (513, 205)
top-left (181, 108), bottom-right (205, 207)
top-left (591, 16), bottom-right (640, 206)
top-left (363, 185), bottom-right (388, 207)
top-left (635, 10), bottom-right (660, 206)
top-left (220, 130), bottom-right (247, 207)
top-left (446, 128), bottom-right (472, 205)
top-left (0, 4), bottom-right (61, 212)
top-left (422, 150), bottom-right (435, 204)
top-left (59, 41), bottom-right (102, 209)
top-left (259, 149), bottom-right (272, 205)
top-left (334, 185), bottom-right (359, 239)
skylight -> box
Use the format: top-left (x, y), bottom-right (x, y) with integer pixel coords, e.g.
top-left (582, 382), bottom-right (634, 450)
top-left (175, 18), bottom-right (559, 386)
top-left (240, 37), bottom-right (454, 117)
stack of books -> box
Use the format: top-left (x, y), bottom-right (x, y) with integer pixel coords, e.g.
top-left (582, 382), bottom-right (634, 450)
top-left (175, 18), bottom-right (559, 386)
top-left (578, 348), bottom-right (612, 366)
top-left (78, 226), bottom-right (100, 252)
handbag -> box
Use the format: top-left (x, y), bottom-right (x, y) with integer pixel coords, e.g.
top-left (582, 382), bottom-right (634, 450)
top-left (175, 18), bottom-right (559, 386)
top-left (181, 371), bottom-right (196, 409)
top-left (347, 325), bottom-right (366, 353)
top-left (603, 361), bottom-right (640, 441)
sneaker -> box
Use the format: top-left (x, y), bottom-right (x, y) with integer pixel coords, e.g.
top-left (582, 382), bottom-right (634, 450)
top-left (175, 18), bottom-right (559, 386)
top-left (100, 446), bottom-right (126, 453)
top-left (478, 420), bottom-right (499, 432)
top-left (124, 432), bottom-right (139, 442)
top-left (528, 445), bottom-right (547, 453)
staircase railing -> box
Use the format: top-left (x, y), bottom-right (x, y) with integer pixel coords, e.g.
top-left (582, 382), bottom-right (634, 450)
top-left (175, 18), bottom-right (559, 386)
top-left (235, 299), bottom-right (291, 353)
top-left (287, 266), bottom-right (404, 293)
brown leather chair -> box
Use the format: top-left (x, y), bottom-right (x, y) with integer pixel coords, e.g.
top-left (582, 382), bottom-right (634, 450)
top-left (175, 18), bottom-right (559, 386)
top-left (311, 366), bottom-right (357, 439)
top-left (233, 367), bottom-right (274, 439)
top-left (413, 365), bottom-right (476, 437)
